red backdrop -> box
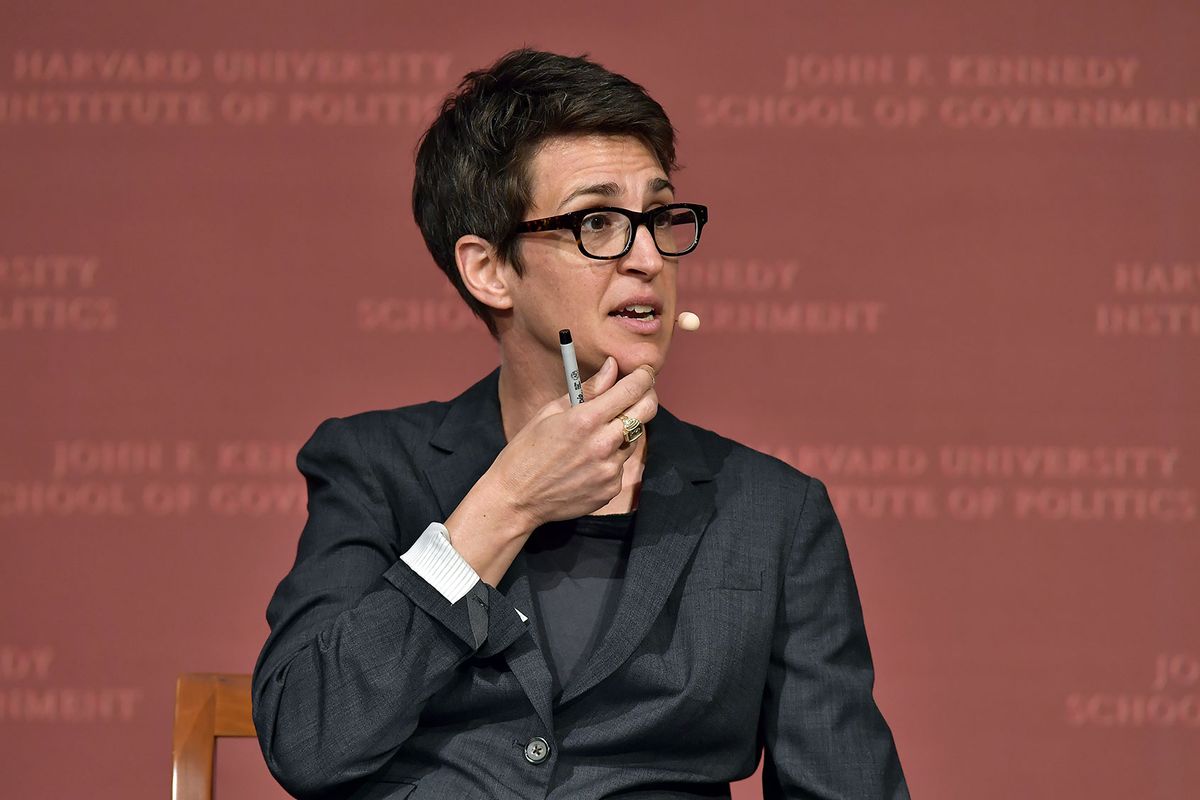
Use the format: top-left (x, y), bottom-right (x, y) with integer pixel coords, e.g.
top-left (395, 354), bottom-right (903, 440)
top-left (2, 2), bottom-right (1198, 798)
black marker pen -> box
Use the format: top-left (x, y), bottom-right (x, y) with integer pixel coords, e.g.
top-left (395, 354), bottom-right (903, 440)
top-left (559, 329), bottom-right (585, 405)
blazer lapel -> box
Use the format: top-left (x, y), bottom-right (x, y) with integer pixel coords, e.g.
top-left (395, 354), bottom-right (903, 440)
top-left (421, 369), bottom-right (555, 734)
top-left (423, 369), bottom-right (506, 523)
top-left (557, 407), bottom-right (716, 707)
top-left (492, 550), bottom-right (556, 734)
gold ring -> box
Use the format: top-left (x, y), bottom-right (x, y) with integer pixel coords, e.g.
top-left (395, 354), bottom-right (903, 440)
top-left (617, 413), bottom-right (644, 444)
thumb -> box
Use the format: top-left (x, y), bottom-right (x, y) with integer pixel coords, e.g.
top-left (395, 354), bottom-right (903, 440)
top-left (581, 356), bottom-right (618, 401)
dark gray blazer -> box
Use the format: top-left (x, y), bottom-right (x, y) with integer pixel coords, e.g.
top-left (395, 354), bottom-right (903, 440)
top-left (252, 369), bottom-right (909, 799)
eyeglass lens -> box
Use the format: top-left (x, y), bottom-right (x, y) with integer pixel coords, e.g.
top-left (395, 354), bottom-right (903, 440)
top-left (579, 208), bottom-right (699, 258)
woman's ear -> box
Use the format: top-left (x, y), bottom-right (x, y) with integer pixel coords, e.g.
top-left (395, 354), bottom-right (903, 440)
top-left (454, 234), bottom-right (514, 312)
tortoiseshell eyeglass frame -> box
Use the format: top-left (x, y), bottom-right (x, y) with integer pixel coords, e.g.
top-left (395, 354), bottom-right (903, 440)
top-left (513, 203), bottom-right (709, 260)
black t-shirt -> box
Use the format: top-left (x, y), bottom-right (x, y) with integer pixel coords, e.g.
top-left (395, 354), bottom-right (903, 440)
top-left (523, 511), bottom-right (636, 696)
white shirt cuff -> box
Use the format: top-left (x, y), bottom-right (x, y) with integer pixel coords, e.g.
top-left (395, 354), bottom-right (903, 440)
top-left (400, 522), bottom-right (481, 604)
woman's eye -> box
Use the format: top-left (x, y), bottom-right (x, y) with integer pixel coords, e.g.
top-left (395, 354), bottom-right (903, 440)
top-left (584, 215), bottom-right (609, 231)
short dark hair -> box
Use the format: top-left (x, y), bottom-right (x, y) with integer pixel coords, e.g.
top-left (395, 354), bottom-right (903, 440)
top-left (412, 48), bottom-right (677, 335)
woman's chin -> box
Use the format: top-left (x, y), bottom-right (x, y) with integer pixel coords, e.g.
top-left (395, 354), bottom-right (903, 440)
top-left (611, 344), bottom-right (668, 377)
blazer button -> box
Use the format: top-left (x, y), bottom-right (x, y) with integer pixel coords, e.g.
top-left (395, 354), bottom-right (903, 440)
top-left (523, 736), bottom-right (551, 764)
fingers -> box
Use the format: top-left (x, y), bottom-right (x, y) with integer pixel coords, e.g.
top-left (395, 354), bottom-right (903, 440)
top-left (604, 386), bottom-right (658, 449)
top-left (534, 357), bottom-right (655, 428)
top-left (586, 363), bottom-right (656, 422)
top-left (501, 358), bottom-right (657, 525)
top-left (534, 356), bottom-right (617, 419)
top-left (621, 387), bottom-right (659, 427)
top-left (581, 356), bottom-right (619, 401)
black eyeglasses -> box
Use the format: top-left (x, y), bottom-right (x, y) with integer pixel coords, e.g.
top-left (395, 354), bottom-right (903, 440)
top-left (514, 203), bottom-right (709, 260)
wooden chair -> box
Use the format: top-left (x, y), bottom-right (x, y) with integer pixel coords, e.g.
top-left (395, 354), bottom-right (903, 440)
top-left (172, 673), bottom-right (256, 800)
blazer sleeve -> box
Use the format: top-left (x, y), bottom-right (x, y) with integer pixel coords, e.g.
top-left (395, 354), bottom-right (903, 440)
top-left (759, 477), bottom-right (910, 799)
top-left (252, 417), bottom-right (491, 798)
